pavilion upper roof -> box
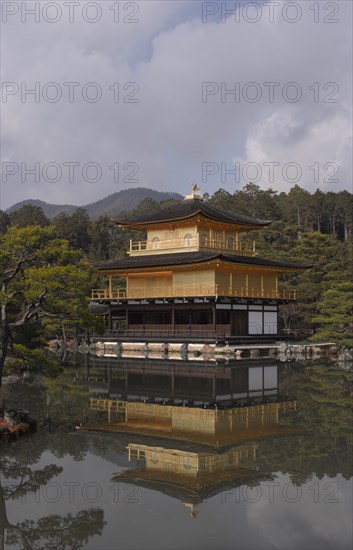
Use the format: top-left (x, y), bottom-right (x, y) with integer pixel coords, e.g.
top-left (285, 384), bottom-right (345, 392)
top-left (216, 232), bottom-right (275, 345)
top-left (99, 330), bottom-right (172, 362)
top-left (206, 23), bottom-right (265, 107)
top-left (115, 198), bottom-right (271, 230)
top-left (113, 468), bottom-right (265, 505)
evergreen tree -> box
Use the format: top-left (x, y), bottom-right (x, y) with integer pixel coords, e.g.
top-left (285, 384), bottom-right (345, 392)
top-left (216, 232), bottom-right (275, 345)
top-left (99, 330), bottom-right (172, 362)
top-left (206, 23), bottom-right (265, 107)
top-left (53, 208), bottom-right (92, 253)
top-left (9, 205), bottom-right (49, 228)
top-left (0, 225), bottom-right (103, 387)
top-left (311, 282), bottom-right (353, 345)
top-left (0, 211), bottom-right (10, 234)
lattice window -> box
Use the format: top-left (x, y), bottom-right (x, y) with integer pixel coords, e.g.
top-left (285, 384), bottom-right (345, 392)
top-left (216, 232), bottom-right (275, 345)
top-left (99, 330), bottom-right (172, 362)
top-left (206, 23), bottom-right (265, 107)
top-left (200, 233), bottom-right (208, 246)
top-left (184, 233), bottom-right (192, 246)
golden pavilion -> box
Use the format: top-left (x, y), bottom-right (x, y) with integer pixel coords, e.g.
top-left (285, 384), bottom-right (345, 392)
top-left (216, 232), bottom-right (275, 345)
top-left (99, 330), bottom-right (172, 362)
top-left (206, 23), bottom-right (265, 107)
top-left (91, 186), bottom-right (308, 341)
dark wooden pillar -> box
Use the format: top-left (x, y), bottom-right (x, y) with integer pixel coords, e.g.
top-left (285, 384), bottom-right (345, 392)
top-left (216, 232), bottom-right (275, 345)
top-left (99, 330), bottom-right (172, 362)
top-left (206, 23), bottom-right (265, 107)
top-left (212, 366), bottom-right (216, 401)
top-left (188, 365), bottom-right (191, 399)
top-left (125, 367), bottom-right (128, 398)
top-left (277, 306), bottom-right (279, 336)
top-left (126, 307), bottom-right (129, 330)
top-left (171, 304), bottom-right (175, 335)
top-left (171, 366), bottom-right (174, 401)
top-left (108, 366), bottom-right (112, 397)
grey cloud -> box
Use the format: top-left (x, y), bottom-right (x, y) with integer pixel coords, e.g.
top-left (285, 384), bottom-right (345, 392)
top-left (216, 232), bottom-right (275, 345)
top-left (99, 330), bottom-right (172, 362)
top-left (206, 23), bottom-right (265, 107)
top-left (1, 0), bottom-right (352, 208)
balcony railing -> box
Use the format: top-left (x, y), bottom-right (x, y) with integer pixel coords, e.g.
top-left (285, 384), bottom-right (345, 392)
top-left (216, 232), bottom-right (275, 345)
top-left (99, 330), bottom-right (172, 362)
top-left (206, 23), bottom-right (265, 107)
top-left (91, 285), bottom-right (296, 301)
top-left (129, 236), bottom-right (256, 256)
top-left (91, 288), bottom-right (127, 300)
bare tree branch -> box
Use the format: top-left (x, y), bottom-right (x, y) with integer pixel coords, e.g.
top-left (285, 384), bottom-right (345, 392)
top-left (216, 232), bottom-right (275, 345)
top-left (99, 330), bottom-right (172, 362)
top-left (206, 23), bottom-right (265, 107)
top-left (9, 292), bottom-right (47, 329)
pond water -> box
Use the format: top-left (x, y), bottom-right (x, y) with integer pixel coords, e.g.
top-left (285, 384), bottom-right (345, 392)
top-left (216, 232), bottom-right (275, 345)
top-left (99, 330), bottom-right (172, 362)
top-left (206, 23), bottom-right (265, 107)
top-left (1, 358), bottom-right (352, 550)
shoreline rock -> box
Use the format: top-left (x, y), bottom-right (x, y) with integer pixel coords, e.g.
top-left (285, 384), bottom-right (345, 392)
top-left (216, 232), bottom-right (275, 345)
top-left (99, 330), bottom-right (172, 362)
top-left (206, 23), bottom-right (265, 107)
top-left (89, 340), bottom-right (353, 363)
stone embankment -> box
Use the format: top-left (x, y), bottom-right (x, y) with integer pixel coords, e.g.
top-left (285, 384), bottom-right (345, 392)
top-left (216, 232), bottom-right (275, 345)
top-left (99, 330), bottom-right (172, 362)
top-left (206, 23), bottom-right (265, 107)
top-left (90, 340), bottom-right (353, 362)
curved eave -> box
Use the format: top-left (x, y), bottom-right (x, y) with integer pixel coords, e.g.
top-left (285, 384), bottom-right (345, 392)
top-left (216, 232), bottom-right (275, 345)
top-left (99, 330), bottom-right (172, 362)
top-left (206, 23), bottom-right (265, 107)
top-left (112, 469), bottom-right (265, 503)
top-left (94, 252), bottom-right (312, 275)
top-left (89, 303), bottom-right (110, 315)
top-left (115, 209), bottom-right (271, 232)
top-left (115, 218), bottom-right (271, 232)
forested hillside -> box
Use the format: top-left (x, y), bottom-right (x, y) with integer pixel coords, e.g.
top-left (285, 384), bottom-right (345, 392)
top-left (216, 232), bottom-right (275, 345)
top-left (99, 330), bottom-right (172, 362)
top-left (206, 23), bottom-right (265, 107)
top-left (205, 184), bottom-right (353, 345)
top-left (1, 184), bottom-right (352, 346)
top-left (6, 188), bottom-right (182, 220)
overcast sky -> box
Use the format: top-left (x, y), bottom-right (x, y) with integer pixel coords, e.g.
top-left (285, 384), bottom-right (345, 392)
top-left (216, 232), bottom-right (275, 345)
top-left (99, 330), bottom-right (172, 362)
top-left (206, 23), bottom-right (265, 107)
top-left (1, 0), bottom-right (352, 209)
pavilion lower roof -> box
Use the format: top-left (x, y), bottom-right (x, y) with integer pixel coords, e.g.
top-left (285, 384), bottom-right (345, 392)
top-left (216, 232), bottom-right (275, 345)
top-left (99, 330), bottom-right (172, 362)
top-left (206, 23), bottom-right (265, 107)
top-left (94, 251), bottom-right (311, 272)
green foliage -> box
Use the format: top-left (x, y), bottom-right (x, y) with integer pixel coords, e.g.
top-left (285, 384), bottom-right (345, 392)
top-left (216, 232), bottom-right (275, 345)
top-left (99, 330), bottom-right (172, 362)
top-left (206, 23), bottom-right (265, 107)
top-left (4, 345), bottom-right (62, 378)
top-left (42, 368), bottom-right (91, 424)
top-left (285, 233), bottom-right (352, 329)
top-left (0, 225), bottom-right (104, 384)
top-left (88, 215), bottom-right (114, 260)
top-left (311, 282), bottom-right (353, 345)
top-left (206, 184), bottom-right (353, 239)
top-left (6, 509), bottom-right (106, 550)
top-left (88, 215), bottom-right (136, 260)
top-left (256, 363), bottom-right (353, 484)
top-left (1, 463), bottom-right (63, 500)
top-left (1, 440), bottom-right (106, 550)
top-left (129, 196), bottom-right (161, 217)
top-left (53, 208), bottom-right (92, 253)
top-left (0, 210), bottom-right (11, 234)
top-left (206, 186), bottom-right (353, 339)
top-left (9, 204), bottom-right (50, 228)
top-left (295, 363), bottom-right (353, 440)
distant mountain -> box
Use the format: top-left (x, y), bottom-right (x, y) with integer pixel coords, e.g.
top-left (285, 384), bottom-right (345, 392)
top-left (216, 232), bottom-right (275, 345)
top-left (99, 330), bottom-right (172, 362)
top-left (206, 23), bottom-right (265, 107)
top-left (84, 188), bottom-right (183, 219)
top-left (6, 188), bottom-right (183, 220)
top-left (5, 199), bottom-right (77, 219)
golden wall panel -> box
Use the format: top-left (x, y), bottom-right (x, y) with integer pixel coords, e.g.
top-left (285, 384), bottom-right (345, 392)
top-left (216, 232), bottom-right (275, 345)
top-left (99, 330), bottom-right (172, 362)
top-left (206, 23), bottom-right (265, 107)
top-left (263, 272), bottom-right (277, 291)
top-left (248, 272), bottom-right (261, 291)
top-left (233, 271), bottom-right (246, 290)
top-left (173, 269), bottom-right (215, 286)
top-left (171, 407), bottom-right (216, 434)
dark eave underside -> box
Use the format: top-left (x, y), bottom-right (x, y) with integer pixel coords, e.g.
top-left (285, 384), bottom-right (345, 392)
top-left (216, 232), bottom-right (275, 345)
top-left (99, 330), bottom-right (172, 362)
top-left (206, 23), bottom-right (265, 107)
top-left (94, 251), bottom-right (311, 271)
top-left (115, 199), bottom-right (271, 228)
top-left (113, 473), bottom-right (263, 504)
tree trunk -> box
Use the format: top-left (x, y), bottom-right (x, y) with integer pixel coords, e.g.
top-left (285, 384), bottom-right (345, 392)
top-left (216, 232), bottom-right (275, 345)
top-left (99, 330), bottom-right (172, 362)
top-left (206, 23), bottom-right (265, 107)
top-left (0, 482), bottom-right (8, 550)
top-left (0, 322), bottom-right (10, 389)
top-left (61, 324), bottom-right (67, 362)
top-left (0, 282), bottom-right (9, 389)
top-left (0, 484), bottom-right (30, 550)
top-left (331, 215), bottom-right (335, 235)
top-left (0, 483), bottom-right (32, 550)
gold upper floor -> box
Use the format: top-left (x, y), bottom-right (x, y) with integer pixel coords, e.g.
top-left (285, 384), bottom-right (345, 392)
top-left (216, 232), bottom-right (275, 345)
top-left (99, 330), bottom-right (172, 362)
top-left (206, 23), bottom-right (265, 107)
top-left (129, 235), bottom-right (256, 256)
top-left (129, 226), bottom-right (256, 256)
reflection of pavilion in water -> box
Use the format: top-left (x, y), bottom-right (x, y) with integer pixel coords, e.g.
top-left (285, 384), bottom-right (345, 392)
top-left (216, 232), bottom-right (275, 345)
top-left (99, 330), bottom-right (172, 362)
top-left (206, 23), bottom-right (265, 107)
top-left (78, 356), bottom-right (289, 406)
top-left (113, 440), bottom-right (267, 517)
top-left (76, 357), bottom-right (299, 517)
top-left (78, 358), bottom-right (298, 446)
